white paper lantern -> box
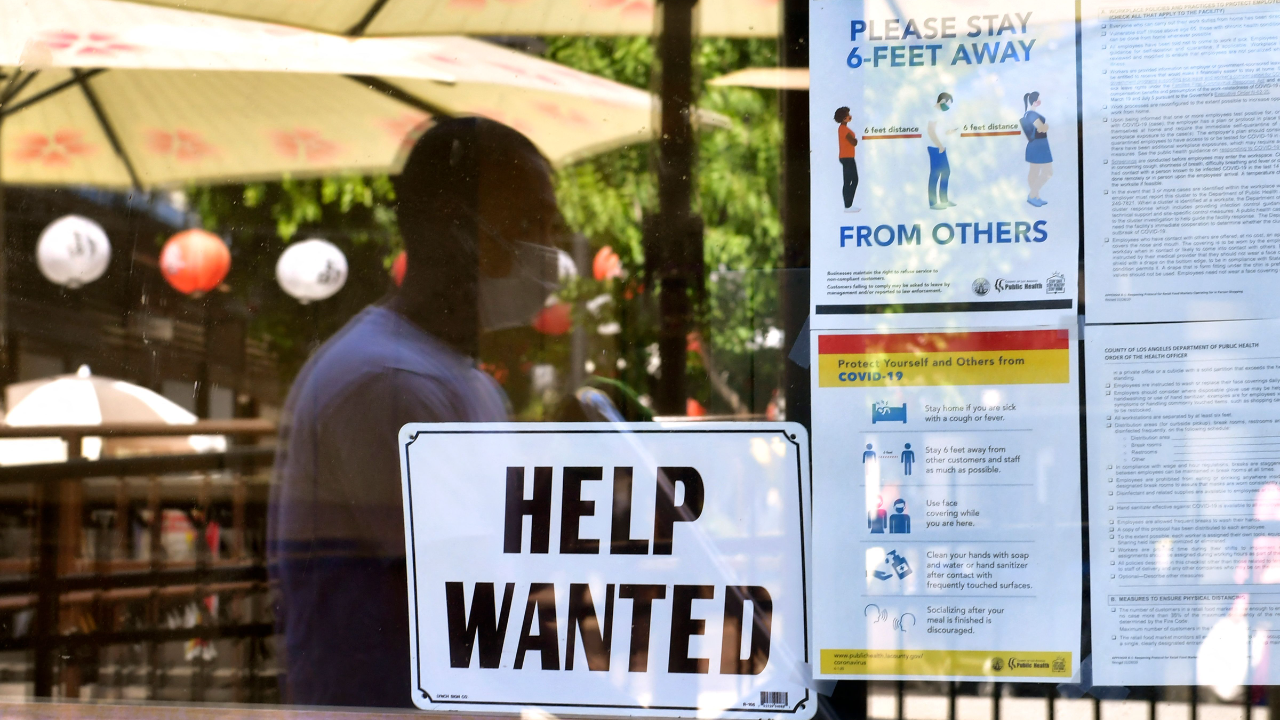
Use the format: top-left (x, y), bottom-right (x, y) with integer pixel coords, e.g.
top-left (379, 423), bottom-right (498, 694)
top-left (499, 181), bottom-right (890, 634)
top-left (275, 238), bottom-right (348, 303)
top-left (36, 215), bottom-right (111, 288)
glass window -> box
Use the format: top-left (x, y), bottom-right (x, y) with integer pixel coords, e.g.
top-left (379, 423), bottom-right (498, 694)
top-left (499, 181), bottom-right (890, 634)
top-left (0, 1), bottom-right (1275, 719)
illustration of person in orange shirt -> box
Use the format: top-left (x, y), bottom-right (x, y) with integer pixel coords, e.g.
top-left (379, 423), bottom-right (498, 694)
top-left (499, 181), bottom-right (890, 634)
top-left (835, 106), bottom-right (859, 212)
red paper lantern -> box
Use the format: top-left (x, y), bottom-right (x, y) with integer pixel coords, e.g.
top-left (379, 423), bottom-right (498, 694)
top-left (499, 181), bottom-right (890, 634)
top-left (391, 250), bottom-right (407, 286)
top-left (532, 302), bottom-right (572, 335)
top-left (686, 398), bottom-right (706, 417)
top-left (592, 246), bottom-right (622, 281)
top-left (160, 229), bottom-right (230, 295)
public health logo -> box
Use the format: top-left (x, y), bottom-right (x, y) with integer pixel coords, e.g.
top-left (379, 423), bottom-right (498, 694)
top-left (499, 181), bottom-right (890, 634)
top-left (991, 657), bottom-right (1004, 672)
top-left (972, 278), bottom-right (990, 296)
top-left (1046, 272), bottom-right (1066, 294)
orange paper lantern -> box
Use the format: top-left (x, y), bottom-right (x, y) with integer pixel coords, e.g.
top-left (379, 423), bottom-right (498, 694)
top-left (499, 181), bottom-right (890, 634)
top-left (532, 302), bottom-right (572, 335)
top-left (160, 229), bottom-right (230, 295)
top-left (391, 250), bottom-right (407, 286)
top-left (592, 246), bottom-right (622, 281)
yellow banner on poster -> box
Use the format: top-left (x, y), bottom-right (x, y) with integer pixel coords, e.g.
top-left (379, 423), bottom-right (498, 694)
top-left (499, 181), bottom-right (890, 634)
top-left (821, 649), bottom-right (1072, 677)
top-left (817, 329), bottom-right (1071, 387)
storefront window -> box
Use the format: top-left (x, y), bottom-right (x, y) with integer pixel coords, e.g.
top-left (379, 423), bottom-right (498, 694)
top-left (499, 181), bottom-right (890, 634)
top-left (0, 0), bottom-right (1275, 718)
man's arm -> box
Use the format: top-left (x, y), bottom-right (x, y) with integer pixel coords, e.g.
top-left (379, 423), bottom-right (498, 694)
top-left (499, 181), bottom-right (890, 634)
top-left (927, 120), bottom-right (942, 150)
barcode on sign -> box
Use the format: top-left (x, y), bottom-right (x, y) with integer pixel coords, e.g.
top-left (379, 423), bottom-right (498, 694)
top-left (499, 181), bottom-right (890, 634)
top-left (760, 691), bottom-right (788, 707)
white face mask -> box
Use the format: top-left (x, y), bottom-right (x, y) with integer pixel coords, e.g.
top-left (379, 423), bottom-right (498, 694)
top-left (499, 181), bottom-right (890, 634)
top-left (477, 241), bottom-right (576, 332)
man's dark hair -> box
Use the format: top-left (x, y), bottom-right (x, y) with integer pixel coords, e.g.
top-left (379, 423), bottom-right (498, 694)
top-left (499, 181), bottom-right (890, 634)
top-left (391, 117), bottom-right (555, 355)
top-left (937, 92), bottom-right (954, 104)
top-left (834, 106), bottom-right (851, 123)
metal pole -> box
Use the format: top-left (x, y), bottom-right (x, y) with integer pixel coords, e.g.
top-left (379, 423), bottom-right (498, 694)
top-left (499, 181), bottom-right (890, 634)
top-left (0, 68), bottom-right (35, 392)
top-left (648, 0), bottom-right (701, 415)
top-left (569, 233), bottom-right (589, 392)
top-left (780, 0), bottom-right (810, 429)
top-left (34, 431), bottom-right (83, 697)
top-left (828, 677), bottom-right (867, 720)
top-left (0, 110), bottom-right (10, 390)
top-left (33, 476), bottom-right (59, 697)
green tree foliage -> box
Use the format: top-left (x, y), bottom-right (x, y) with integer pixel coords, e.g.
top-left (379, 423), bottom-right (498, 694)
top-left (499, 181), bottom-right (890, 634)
top-left (547, 36), bottom-right (784, 415)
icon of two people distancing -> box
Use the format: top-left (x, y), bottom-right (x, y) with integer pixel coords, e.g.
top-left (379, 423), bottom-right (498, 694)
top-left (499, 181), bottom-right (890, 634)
top-left (862, 442), bottom-right (915, 474)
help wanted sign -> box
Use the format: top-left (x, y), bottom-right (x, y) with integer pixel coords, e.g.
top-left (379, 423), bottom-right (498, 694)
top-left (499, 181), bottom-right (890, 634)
top-left (398, 422), bottom-right (814, 718)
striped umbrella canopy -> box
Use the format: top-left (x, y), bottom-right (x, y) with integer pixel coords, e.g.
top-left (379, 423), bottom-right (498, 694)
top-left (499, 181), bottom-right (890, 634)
top-left (114, 0), bottom-right (779, 38)
top-left (0, 0), bottom-right (727, 188)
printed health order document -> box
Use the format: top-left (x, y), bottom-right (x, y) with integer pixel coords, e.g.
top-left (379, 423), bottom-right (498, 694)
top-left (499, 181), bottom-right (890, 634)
top-left (1086, 319), bottom-right (1280, 686)
top-left (1082, 0), bottom-right (1280, 324)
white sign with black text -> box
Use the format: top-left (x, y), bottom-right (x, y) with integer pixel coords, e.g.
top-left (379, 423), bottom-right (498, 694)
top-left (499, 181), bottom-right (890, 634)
top-left (398, 422), bottom-right (815, 718)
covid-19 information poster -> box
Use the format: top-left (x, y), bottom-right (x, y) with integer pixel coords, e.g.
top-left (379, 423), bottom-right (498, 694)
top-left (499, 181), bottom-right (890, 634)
top-left (809, 0), bottom-right (1080, 330)
top-left (806, 0), bottom-right (1084, 683)
top-left (809, 327), bottom-right (1082, 681)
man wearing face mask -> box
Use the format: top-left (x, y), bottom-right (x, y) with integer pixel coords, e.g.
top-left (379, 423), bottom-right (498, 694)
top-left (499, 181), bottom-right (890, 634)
top-left (268, 118), bottom-right (565, 708)
top-left (926, 92), bottom-right (958, 210)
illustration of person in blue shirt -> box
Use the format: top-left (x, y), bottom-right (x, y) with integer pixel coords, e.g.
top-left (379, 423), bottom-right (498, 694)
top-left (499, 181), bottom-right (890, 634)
top-left (889, 499), bottom-right (911, 534)
top-left (926, 92), bottom-right (958, 210)
top-left (869, 496), bottom-right (887, 533)
top-left (863, 443), bottom-right (877, 463)
top-left (1021, 91), bottom-right (1054, 207)
top-left (901, 443), bottom-right (915, 476)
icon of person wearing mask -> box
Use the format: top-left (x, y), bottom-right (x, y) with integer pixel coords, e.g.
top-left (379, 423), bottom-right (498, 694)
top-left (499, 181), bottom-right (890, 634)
top-left (926, 92), bottom-right (958, 210)
top-left (889, 498), bottom-right (911, 534)
top-left (1021, 91), bottom-right (1053, 207)
top-left (269, 118), bottom-right (571, 708)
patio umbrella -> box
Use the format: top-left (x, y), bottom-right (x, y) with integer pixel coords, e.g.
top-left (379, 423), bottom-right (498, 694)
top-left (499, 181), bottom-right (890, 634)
top-left (0, 365), bottom-right (225, 465)
top-left (708, 67), bottom-right (808, 90)
top-left (114, 0), bottom-right (779, 38)
top-left (0, 0), bottom-right (728, 188)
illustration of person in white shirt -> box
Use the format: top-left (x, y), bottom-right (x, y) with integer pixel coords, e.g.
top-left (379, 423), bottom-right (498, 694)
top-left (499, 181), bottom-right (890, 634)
top-left (926, 92), bottom-right (958, 210)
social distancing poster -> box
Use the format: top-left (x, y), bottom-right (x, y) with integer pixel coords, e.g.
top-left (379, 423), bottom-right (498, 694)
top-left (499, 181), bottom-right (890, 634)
top-left (809, 0), bottom-right (1080, 331)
